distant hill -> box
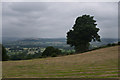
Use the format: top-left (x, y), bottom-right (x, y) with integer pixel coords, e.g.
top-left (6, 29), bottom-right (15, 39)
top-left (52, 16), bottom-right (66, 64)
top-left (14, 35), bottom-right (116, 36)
top-left (20, 38), bottom-right (66, 42)
top-left (2, 38), bottom-right (70, 49)
top-left (2, 37), bottom-right (21, 42)
top-left (2, 46), bottom-right (118, 78)
top-left (3, 37), bottom-right (119, 49)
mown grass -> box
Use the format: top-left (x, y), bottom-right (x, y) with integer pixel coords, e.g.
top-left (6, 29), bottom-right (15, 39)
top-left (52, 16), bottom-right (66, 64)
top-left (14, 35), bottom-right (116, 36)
top-left (2, 46), bottom-right (119, 78)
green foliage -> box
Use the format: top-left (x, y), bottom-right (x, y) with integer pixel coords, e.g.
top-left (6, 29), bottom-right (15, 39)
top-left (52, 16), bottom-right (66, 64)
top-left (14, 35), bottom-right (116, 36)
top-left (10, 53), bottom-right (26, 60)
top-left (67, 14), bottom-right (101, 53)
top-left (2, 45), bottom-right (9, 61)
top-left (107, 43), bottom-right (116, 46)
top-left (10, 52), bottom-right (42, 60)
top-left (51, 53), bottom-right (57, 57)
top-left (42, 46), bottom-right (62, 57)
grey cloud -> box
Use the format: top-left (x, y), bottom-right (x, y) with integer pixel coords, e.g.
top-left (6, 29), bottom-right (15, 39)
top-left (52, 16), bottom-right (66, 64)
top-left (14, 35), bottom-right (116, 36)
top-left (10, 2), bottom-right (48, 12)
top-left (2, 2), bottom-right (118, 38)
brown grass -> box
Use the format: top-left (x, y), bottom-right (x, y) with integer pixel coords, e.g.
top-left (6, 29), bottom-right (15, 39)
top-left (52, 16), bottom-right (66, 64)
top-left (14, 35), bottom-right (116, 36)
top-left (2, 46), bottom-right (119, 78)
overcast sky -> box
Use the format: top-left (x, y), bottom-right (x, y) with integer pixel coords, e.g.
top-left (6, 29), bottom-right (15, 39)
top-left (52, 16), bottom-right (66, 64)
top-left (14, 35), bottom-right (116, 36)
top-left (2, 2), bottom-right (118, 38)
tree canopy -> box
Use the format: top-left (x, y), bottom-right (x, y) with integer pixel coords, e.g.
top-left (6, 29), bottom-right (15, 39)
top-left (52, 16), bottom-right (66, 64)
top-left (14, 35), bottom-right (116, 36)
top-left (67, 14), bottom-right (101, 53)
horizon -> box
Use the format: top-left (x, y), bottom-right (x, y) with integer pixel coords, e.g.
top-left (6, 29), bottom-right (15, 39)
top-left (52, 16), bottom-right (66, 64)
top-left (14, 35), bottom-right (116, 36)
top-left (2, 36), bottom-right (119, 39)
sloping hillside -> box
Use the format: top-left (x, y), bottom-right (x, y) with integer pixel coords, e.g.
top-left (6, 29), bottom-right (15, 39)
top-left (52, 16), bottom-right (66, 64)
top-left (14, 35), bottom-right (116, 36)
top-left (2, 46), bottom-right (119, 78)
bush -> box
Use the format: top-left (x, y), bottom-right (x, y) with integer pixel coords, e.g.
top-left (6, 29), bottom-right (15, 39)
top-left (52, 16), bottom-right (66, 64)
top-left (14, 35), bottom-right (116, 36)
top-left (51, 53), bottom-right (57, 57)
top-left (2, 45), bottom-right (9, 61)
top-left (118, 42), bottom-right (120, 45)
top-left (107, 44), bottom-right (112, 46)
top-left (42, 46), bottom-right (62, 57)
top-left (111, 43), bottom-right (116, 46)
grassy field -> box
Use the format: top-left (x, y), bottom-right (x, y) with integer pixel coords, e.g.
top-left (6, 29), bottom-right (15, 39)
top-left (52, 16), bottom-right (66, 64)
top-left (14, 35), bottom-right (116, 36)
top-left (2, 46), bottom-right (119, 78)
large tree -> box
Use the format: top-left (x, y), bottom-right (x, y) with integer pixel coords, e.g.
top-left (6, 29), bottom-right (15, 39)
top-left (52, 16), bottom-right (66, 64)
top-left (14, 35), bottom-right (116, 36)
top-left (67, 15), bottom-right (101, 53)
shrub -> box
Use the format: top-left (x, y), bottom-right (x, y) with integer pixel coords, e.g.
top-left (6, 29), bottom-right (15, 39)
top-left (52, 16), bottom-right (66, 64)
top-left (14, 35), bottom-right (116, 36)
top-left (42, 46), bottom-right (62, 57)
top-left (51, 53), bottom-right (57, 57)
top-left (118, 41), bottom-right (120, 45)
top-left (2, 45), bottom-right (9, 61)
top-left (107, 43), bottom-right (112, 46)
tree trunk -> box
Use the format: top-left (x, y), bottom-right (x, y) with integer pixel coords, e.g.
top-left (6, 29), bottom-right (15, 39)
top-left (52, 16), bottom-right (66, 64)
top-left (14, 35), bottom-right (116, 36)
top-left (75, 43), bottom-right (89, 53)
